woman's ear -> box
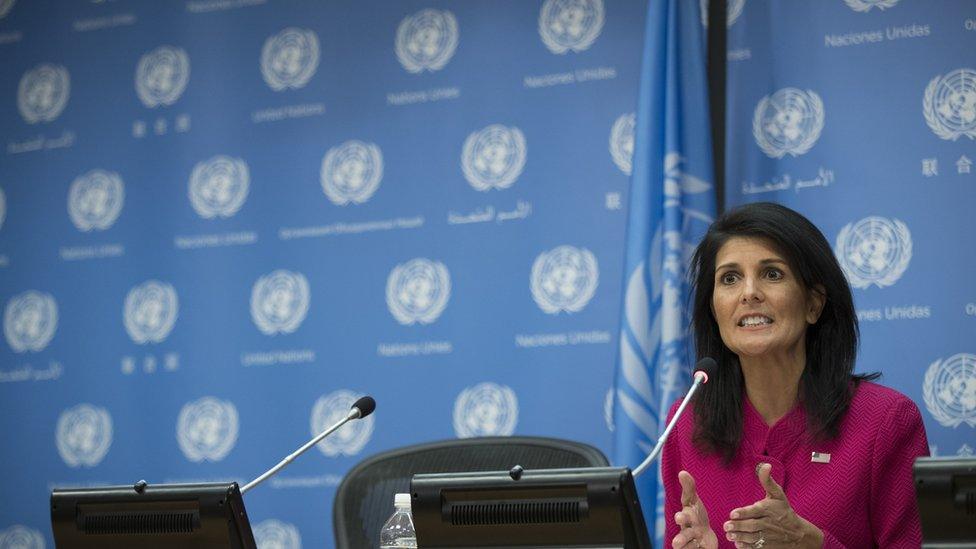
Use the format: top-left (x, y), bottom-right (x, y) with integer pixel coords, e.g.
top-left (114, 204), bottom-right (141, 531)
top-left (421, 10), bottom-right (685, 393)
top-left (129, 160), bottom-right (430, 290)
top-left (807, 284), bottom-right (826, 324)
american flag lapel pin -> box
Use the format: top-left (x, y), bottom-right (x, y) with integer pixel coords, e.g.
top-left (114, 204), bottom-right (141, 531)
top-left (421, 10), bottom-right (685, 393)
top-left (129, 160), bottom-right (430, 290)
top-left (811, 451), bottom-right (831, 464)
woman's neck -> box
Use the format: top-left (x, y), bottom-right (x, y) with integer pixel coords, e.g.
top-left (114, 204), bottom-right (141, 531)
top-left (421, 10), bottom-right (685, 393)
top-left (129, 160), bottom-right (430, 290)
top-left (739, 353), bottom-right (805, 426)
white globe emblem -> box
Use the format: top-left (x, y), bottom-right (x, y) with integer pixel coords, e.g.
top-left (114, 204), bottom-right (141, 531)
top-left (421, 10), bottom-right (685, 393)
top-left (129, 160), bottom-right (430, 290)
top-left (123, 280), bottom-right (179, 344)
top-left (177, 397), bottom-right (239, 462)
top-left (135, 46), bottom-right (190, 108)
top-left (261, 28), bottom-right (320, 91)
top-left (844, 0), bottom-right (899, 12)
top-left (924, 68), bottom-right (976, 141)
top-left (700, 0), bottom-right (746, 27)
top-left (3, 291), bottom-right (57, 353)
top-left (453, 382), bottom-right (518, 438)
top-left (56, 404), bottom-right (113, 468)
top-left (320, 141), bottom-right (383, 205)
top-left (0, 0), bottom-right (16, 19)
top-left (0, 525), bottom-right (45, 549)
top-left (604, 388), bottom-right (615, 432)
top-left (752, 88), bottom-right (825, 158)
top-left (395, 9), bottom-right (459, 73)
top-left (253, 519), bottom-right (301, 549)
top-left (531, 245), bottom-right (599, 314)
top-left (834, 216), bottom-right (912, 289)
top-left (17, 64), bottom-right (70, 124)
top-left (68, 170), bottom-right (124, 232)
top-left (923, 353), bottom-right (976, 428)
top-left (539, 0), bottom-right (605, 54)
top-left (461, 124), bottom-right (527, 191)
top-left (250, 270), bottom-right (310, 336)
top-left (386, 258), bottom-right (450, 325)
top-left (311, 390), bottom-right (374, 457)
top-left (609, 113), bottom-right (635, 175)
top-left (189, 156), bottom-right (249, 218)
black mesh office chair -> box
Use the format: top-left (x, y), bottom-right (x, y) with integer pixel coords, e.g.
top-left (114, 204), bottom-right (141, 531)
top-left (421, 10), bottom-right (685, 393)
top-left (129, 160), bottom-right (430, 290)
top-left (332, 436), bottom-right (610, 548)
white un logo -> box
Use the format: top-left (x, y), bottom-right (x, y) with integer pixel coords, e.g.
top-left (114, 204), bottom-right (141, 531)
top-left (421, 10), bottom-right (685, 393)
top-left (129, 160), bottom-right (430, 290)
top-left (124, 280), bottom-right (179, 344)
top-left (189, 155), bottom-right (250, 219)
top-left (0, 525), bottom-right (45, 549)
top-left (311, 390), bottom-right (374, 457)
top-left (320, 141), bottom-right (383, 205)
top-left (609, 113), bottom-right (635, 175)
top-left (539, 0), bottom-right (605, 54)
top-left (386, 258), bottom-right (450, 325)
top-left (753, 88), bottom-right (824, 158)
top-left (250, 270), bottom-right (310, 336)
top-left (923, 353), bottom-right (976, 429)
top-left (453, 382), bottom-right (519, 438)
top-left (261, 28), bottom-right (320, 91)
top-left (3, 290), bottom-right (57, 353)
top-left (395, 9), bottom-right (459, 73)
top-left (924, 68), bottom-right (976, 141)
top-left (700, 0), bottom-right (746, 27)
top-left (135, 46), bottom-right (190, 108)
top-left (177, 397), bottom-right (239, 463)
top-left (17, 63), bottom-right (70, 124)
top-left (68, 170), bottom-right (124, 232)
top-left (253, 519), bottom-right (301, 549)
top-left (56, 403), bottom-right (113, 468)
top-left (461, 124), bottom-right (527, 191)
top-left (531, 245), bottom-right (599, 314)
top-left (844, 0), bottom-right (899, 12)
top-left (835, 216), bottom-right (912, 289)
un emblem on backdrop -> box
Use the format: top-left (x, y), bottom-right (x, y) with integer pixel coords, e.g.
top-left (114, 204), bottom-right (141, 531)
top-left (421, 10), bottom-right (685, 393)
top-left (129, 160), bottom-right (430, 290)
top-left (177, 397), bottom-right (239, 462)
top-left (395, 9), bottom-right (459, 73)
top-left (461, 125), bottom-right (527, 191)
top-left (17, 64), bottom-right (70, 124)
top-left (311, 390), bottom-right (374, 457)
top-left (923, 353), bottom-right (976, 428)
top-left (0, 525), bottom-right (44, 549)
top-left (250, 270), bottom-right (310, 335)
top-left (924, 68), bottom-right (976, 141)
top-left (844, 0), bottom-right (899, 12)
top-left (189, 156), bottom-right (249, 218)
top-left (320, 141), bottom-right (383, 205)
top-left (261, 28), bottom-right (320, 91)
top-left (700, 0), bottom-right (745, 27)
top-left (3, 291), bottom-right (57, 353)
top-left (56, 404), bottom-right (112, 468)
top-left (386, 259), bottom-right (450, 325)
top-left (753, 88), bottom-right (824, 158)
top-left (530, 246), bottom-right (599, 314)
top-left (609, 113), bottom-right (635, 175)
top-left (834, 216), bottom-right (912, 289)
top-left (453, 382), bottom-right (518, 438)
top-left (0, 0), bottom-right (15, 19)
top-left (124, 280), bottom-right (179, 344)
top-left (539, 0), bottom-right (605, 54)
top-left (253, 520), bottom-right (301, 549)
top-left (68, 170), bottom-right (124, 232)
top-left (135, 46), bottom-right (190, 108)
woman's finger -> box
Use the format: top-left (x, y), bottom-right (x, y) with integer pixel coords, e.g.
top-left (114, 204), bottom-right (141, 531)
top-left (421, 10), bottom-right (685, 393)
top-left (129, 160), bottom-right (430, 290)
top-left (678, 470), bottom-right (698, 507)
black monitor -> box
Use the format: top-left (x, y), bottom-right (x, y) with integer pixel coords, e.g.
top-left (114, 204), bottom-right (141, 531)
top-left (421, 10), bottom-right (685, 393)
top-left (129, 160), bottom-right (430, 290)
top-left (913, 457), bottom-right (976, 548)
top-left (50, 481), bottom-right (256, 548)
top-left (410, 466), bottom-right (651, 548)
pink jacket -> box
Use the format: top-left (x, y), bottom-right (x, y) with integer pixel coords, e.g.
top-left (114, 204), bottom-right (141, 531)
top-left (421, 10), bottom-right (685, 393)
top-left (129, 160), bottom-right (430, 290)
top-left (662, 382), bottom-right (929, 548)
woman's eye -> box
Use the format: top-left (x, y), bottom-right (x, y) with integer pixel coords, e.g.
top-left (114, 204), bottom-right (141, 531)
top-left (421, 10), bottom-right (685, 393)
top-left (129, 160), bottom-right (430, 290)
top-left (765, 268), bottom-right (784, 280)
top-left (720, 273), bottom-right (738, 285)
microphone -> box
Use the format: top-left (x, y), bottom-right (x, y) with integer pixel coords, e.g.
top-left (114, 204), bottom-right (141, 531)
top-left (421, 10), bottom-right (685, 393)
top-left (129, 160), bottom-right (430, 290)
top-left (632, 358), bottom-right (716, 477)
top-left (241, 395), bottom-right (376, 494)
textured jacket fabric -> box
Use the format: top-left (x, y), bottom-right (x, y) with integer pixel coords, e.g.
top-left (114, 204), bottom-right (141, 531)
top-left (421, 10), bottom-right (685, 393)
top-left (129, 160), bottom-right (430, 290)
top-left (662, 381), bottom-right (929, 548)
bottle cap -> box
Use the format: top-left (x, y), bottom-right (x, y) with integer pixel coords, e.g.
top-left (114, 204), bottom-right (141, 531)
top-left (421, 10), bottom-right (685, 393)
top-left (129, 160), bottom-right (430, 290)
top-left (394, 493), bottom-right (411, 506)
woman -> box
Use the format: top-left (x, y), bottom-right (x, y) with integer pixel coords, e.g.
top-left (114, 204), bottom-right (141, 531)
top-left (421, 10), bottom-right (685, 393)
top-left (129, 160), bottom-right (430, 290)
top-left (663, 202), bottom-right (928, 548)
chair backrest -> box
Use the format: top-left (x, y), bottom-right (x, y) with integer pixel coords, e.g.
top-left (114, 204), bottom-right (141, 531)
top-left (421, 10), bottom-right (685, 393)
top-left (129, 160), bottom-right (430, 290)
top-left (332, 436), bottom-right (610, 549)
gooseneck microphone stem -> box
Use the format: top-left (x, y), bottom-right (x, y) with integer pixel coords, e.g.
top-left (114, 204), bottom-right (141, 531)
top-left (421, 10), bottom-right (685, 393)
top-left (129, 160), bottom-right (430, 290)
top-left (632, 369), bottom-right (709, 478)
top-left (241, 406), bottom-right (363, 494)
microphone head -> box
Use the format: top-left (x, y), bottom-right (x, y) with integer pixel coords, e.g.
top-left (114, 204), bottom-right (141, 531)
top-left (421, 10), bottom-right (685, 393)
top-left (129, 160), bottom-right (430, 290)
top-left (351, 396), bottom-right (376, 418)
top-left (693, 357), bottom-right (718, 384)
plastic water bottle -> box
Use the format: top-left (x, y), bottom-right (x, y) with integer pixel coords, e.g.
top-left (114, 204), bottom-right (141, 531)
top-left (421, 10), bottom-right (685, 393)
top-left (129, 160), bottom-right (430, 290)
top-left (379, 493), bottom-right (417, 548)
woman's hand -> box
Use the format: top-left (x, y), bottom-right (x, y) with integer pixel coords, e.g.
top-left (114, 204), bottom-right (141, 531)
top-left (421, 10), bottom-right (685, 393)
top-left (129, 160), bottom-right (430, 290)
top-left (722, 463), bottom-right (824, 548)
top-left (671, 470), bottom-right (719, 549)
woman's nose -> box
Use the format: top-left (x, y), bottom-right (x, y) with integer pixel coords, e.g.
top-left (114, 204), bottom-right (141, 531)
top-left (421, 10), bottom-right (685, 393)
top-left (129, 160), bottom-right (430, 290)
top-left (739, 277), bottom-right (763, 303)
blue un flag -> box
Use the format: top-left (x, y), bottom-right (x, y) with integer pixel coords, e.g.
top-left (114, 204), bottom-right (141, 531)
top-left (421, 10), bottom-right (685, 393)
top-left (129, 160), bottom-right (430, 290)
top-left (611, 0), bottom-right (717, 544)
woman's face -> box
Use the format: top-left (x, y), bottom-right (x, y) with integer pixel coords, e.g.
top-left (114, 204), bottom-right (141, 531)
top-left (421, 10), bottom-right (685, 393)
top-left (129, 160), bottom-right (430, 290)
top-left (711, 237), bottom-right (824, 361)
